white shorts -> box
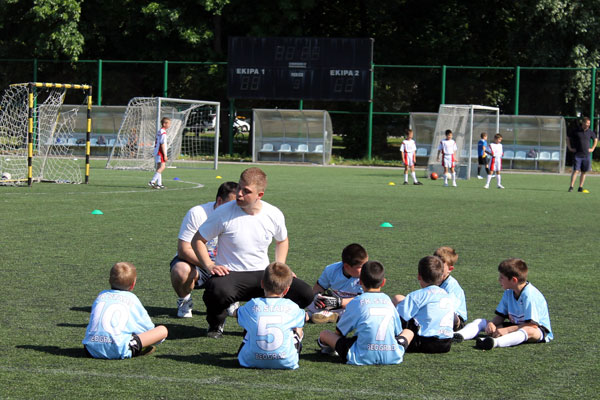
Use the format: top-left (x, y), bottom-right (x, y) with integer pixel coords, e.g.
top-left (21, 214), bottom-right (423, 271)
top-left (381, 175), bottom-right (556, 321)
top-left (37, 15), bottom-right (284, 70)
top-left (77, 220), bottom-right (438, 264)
top-left (403, 153), bottom-right (415, 167)
top-left (442, 154), bottom-right (455, 169)
top-left (155, 152), bottom-right (165, 164)
top-left (490, 157), bottom-right (502, 172)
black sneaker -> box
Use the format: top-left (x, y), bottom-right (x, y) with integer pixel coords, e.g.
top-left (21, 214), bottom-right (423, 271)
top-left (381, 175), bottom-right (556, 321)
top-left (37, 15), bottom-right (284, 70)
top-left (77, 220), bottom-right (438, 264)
top-left (578, 187), bottom-right (583, 192)
top-left (568, 187), bottom-right (573, 192)
top-left (403, 182), bottom-right (409, 185)
top-left (475, 336), bottom-right (496, 350)
top-left (207, 323), bottom-right (224, 339)
top-left (414, 181), bottom-right (423, 185)
top-left (452, 333), bottom-right (464, 343)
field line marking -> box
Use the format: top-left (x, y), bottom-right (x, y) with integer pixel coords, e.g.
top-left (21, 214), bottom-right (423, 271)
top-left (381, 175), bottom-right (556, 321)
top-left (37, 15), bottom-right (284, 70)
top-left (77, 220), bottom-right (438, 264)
top-left (1, 181), bottom-right (204, 196)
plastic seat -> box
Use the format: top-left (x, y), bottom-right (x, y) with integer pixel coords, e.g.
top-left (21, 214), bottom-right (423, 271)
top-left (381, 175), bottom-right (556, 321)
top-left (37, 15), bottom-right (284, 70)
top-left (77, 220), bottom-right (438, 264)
top-left (296, 144), bottom-right (309, 152)
top-left (503, 150), bottom-right (514, 159)
top-left (313, 144), bottom-right (323, 153)
top-left (416, 148), bottom-right (428, 156)
top-left (67, 138), bottom-right (78, 146)
top-left (279, 144), bottom-right (291, 152)
top-left (539, 151), bottom-right (551, 160)
top-left (89, 138), bottom-right (98, 146)
top-left (260, 143), bottom-right (274, 152)
top-left (551, 151), bottom-right (560, 161)
top-left (514, 151), bottom-right (526, 160)
top-left (108, 138), bottom-right (116, 147)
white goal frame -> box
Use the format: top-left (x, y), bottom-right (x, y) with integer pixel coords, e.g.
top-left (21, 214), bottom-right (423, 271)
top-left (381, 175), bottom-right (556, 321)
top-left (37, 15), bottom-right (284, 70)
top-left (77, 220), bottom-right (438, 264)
top-left (106, 97), bottom-right (220, 171)
top-left (427, 104), bottom-right (500, 180)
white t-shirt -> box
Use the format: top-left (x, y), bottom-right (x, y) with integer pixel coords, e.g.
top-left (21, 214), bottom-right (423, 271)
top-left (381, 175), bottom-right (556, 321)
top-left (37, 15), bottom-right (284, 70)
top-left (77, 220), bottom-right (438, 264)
top-left (400, 139), bottom-right (416, 154)
top-left (153, 128), bottom-right (166, 156)
top-left (438, 139), bottom-right (457, 155)
top-left (177, 201), bottom-right (217, 260)
top-left (198, 200), bottom-right (287, 272)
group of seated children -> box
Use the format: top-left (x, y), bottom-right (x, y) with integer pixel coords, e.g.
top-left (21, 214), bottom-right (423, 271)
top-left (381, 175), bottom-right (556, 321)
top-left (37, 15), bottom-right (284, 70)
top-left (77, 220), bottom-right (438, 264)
top-left (82, 246), bottom-right (552, 369)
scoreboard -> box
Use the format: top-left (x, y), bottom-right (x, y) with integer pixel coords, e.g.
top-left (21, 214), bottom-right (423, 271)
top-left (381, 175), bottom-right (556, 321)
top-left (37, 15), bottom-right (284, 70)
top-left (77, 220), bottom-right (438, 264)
top-left (227, 37), bottom-right (374, 102)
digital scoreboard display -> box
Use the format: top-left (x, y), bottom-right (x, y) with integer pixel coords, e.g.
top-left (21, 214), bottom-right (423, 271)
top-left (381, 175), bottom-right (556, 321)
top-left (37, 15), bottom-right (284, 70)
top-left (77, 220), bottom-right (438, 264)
top-left (227, 37), bottom-right (374, 102)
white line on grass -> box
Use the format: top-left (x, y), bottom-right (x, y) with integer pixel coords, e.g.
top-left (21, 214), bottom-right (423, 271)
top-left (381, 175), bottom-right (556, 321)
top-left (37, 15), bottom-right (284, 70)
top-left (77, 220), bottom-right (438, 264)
top-left (1, 181), bottom-right (205, 196)
top-left (0, 365), bottom-right (420, 398)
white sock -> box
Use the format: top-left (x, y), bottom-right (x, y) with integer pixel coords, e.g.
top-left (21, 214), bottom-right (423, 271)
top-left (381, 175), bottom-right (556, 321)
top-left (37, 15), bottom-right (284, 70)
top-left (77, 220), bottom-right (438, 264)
top-left (157, 173), bottom-right (162, 186)
top-left (497, 175), bottom-right (502, 185)
top-left (457, 318), bottom-right (488, 340)
top-left (495, 328), bottom-right (528, 348)
top-left (151, 172), bottom-right (160, 183)
top-left (444, 175), bottom-right (448, 184)
top-left (411, 171), bottom-right (418, 182)
top-left (452, 172), bottom-right (456, 183)
top-left (179, 293), bottom-right (191, 302)
top-left (485, 175), bottom-right (493, 186)
top-left (404, 173), bottom-right (408, 183)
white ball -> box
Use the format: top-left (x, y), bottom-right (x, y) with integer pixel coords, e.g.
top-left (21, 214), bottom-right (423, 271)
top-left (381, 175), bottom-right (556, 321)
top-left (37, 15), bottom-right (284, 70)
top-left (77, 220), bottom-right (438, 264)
top-left (1, 172), bottom-right (11, 180)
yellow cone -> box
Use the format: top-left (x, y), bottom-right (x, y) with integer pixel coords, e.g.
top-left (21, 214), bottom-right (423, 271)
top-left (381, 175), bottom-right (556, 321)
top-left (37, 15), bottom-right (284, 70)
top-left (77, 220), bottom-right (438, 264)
top-left (388, 182), bottom-right (395, 186)
top-left (216, 176), bottom-right (222, 179)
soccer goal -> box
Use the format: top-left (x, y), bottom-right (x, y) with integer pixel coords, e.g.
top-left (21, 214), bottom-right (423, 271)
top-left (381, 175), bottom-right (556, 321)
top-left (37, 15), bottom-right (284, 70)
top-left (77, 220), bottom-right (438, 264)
top-left (105, 97), bottom-right (220, 171)
top-left (0, 82), bottom-right (92, 186)
top-left (426, 105), bottom-right (499, 180)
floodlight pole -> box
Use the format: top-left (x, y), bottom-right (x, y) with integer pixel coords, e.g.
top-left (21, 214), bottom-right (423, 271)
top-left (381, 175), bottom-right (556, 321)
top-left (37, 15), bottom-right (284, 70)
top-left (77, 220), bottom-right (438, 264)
top-left (367, 63), bottom-right (375, 160)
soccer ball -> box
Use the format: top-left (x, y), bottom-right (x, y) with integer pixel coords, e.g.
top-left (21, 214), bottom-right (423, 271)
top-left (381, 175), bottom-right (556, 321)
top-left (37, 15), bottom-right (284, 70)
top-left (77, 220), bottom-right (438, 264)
top-left (1, 172), bottom-right (11, 181)
top-left (430, 172), bottom-right (438, 180)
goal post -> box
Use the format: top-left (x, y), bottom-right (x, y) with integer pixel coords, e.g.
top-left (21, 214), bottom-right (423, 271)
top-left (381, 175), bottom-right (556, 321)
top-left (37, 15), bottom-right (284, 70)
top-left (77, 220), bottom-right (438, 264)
top-left (0, 82), bottom-right (92, 186)
top-left (427, 105), bottom-right (499, 180)
top-left (106, 97), bottom-right (220, 171)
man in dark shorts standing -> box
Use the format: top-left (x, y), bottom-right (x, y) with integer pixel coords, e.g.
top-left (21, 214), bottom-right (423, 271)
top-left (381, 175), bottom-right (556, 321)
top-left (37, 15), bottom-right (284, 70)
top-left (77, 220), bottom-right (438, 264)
top-left (567, 117), bottom-right (597, 192)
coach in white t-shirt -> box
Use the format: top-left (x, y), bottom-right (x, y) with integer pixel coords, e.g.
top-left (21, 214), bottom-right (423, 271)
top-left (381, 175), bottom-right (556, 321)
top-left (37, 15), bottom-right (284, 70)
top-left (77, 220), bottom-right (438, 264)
top-left (170, 181), bottom-right (239, 318)
top-left (191, 167), bottom-right (313, 338)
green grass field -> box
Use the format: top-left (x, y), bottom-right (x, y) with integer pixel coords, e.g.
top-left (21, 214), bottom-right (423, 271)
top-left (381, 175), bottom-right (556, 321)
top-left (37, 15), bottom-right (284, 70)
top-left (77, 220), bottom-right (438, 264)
top-left (1, 162), bottom-right (598, 399)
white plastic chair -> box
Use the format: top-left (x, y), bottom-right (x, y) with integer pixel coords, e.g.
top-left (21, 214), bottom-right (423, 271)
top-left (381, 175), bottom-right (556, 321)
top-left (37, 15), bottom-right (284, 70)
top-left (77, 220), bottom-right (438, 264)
top-left (515, 151), bottom-right (526, 160)
top-left (539, 151), bottom-right (551, 160)
top-left (504, 150), bottom-right (514, 159)
top-left (551, 151), bottom-right (560, 161)
top-left (296, 144), bottom-right (309, 152)
top-left (313, 144), bottom-right (323, 153)
top-left (416, 148), bottom-right (428, 156)
top-left (260, 143), bottom-right (274, 152)
top-left (279, 144), bottom-right (291, 152)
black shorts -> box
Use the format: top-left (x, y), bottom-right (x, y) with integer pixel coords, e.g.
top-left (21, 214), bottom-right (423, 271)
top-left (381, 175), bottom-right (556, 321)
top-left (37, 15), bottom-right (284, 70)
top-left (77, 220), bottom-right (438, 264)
top-left (407, 335), bottom-right (452, 353)
top-left (573, 155), bottom-right (591, 172)
top-left (169, 256), bottom-right (212, 289)
top-left (335, 335), bottom-right (359, 362)
top-left (128, 333), bottom-right (143, 357)
top-left (478, 155), bottom-right (488, 166)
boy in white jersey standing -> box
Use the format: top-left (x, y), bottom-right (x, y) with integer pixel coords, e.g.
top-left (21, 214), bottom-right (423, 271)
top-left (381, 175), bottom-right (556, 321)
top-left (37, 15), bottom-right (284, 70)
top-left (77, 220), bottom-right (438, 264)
top-left (436, 129), bottom-right (458, 187)
top-left (453, 258), bottom-right (553, 350)
top-left (149, 117), bottom-right (170, 189)
top-left (484, 133), bottom-right (504, 189)
top-left (400, 129), bottom-right (423, 185)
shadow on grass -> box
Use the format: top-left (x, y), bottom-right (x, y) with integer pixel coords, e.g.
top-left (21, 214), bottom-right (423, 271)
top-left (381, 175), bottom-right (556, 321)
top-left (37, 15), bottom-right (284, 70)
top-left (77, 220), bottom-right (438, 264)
top-left (57, 322), bottom-right (88, 328)
top-left (156, 352), bottom-right (239, 368)
top-left (16, 345), bottom-right (88, 358)
top-left (70, 305), bottom-right (201, 319)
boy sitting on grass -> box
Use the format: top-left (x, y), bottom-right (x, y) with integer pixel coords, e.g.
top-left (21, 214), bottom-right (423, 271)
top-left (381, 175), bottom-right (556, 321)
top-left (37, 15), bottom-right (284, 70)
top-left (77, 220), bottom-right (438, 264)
top-left (434, 246), bottom-right (467, 330)
top-left (393, 255), bottom-right (455, 353)
top-left (306, 243), bottom-right (368, 324)
top-left (453, 258), bottom-right (553, 350)
top-left (318, 261), bottom-right (413, 365)
top-left (236, 262), bottom-right (305, 369)
top-left (83, 262), bottom-right (168, 359)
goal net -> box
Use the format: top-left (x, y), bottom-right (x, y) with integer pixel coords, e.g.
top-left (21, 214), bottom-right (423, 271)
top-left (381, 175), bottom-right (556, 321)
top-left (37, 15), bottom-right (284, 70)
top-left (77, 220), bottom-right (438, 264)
top-left (0, 83), bottom-right (92, 185)
top-left (427, 105), bottom-right (499, 179)
top-left (105, 97), bottom-right (220, 170)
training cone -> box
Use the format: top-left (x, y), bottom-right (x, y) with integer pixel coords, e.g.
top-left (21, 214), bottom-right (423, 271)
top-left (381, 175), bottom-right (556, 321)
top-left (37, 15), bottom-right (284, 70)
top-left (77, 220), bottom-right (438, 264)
top-left (216, 175), bottom-right (222, 179)
top-left (388, 182), bottom-right (395, 186)
top-left (173, 177), bottom-right (180, 181)
top-left (380, 222), bottom-right (393, 228)
top-left (91, 209), bottom-right (104, 215)
top-left (582, 189), bottom-right (590, 193)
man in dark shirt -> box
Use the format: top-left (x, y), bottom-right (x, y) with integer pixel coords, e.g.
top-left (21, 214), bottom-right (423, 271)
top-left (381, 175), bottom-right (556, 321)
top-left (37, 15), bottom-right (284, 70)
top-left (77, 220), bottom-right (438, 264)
top-left (567, 117), bottom-right (597, 192)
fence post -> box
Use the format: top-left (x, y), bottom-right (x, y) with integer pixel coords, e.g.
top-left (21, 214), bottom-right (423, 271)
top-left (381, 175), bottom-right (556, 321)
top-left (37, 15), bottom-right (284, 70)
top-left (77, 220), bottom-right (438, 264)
top-left (514, 66), bottom-right (520, 115)
top-left (229, 98), bottom-right (235, 156)
top-left (367, 63), bottom-right (374, 160)
top-left (591, 67), bottom-right (596, 130)
top-left (440, 65), bottom-right (447, 104)
top-left (163, 60), bottom-right (169, 98)
top-left (97, 59), bottom-right (102, 106)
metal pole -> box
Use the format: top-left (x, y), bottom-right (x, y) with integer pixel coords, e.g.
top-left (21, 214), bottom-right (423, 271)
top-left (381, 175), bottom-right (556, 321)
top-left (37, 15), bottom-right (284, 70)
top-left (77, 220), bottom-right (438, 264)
top-left (85, 87), bottom-right (92, 184)
top-left (97, 59), bottom-right (102, 106)
top-left (27, 83), bottom-right (34, 186)
top-left (163, 60), bottom-right (169, 98)
top-left (514, 66), bottom-right (520, 115)
top-left (590, 67), bottom-right (596, 130)
top-left (367, 63), bottom-right (375, 160)
top-left (229, 99), bottom-right (235, 156)
top-left (440, 65), bottom-right (447, 104)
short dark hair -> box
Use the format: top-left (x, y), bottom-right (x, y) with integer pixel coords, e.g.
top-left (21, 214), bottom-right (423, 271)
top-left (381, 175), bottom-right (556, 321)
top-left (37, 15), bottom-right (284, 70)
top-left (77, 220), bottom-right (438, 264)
top-left (262, 262), bottom-right (293, 295)
top-left (498, 258), bottom-right (528, 283)
top-left (418, 256), bottom-right (444, 285)
top-left (216, 181), bottom-right (239, 202)
top-left (445, 129), bottom-right (453, 136)
top-left (480, 132), bottom-right (487, 138)
top-left (494, 133), bottom-right (503, 140)
top-left (342, 243), bottom-right (368, 267)
top-left (360, 261), bottom-right (385, 289)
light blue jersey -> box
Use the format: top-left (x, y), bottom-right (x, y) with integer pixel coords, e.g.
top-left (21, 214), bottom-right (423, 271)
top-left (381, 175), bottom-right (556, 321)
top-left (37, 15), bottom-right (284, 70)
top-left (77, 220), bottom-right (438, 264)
top-left (496, 282), bottom-right (553, 341)
top-left (440, 275), bottom-right (467, 322)
top-left (82, 290), bottom-right (155, 359)
top-left (337, 292), bottom-right (405, 366)
top-left (396, 285), bottom-right (455, 339)
top-left (237, 297), bottom-right (305, 369)
top-left (317, 261), bottom-right (363, 295)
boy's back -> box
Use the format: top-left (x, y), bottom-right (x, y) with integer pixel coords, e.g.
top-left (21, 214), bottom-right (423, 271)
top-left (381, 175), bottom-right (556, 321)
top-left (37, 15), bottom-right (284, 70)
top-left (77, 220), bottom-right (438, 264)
top-left (497, 282), bottom-right (553, 341)
top-left (337, 292), bottom-right (405, 365)
top-left (237, 297), bottom-right (305, 369)
top-left (82, 289), bottom-right (155, 359)
top-left (440, 275), bottom-right (467, 323)
top-left (396, 285), bottom-right (455, 339)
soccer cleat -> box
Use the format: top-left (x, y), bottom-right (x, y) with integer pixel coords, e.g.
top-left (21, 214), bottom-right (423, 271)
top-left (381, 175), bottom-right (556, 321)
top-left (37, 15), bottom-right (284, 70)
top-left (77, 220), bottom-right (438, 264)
top-left (477, 175), bottom-right (484, 179)
top-left (497, 184), bottom-right (505, 189)
top-left (568, 186), bottom-right (573, 192)
top-left (403, 181), bottom-right (409, 185)
top-left (414, 181), bottom-right (423, 185)
top-left (476, 336), bottom-right (496, 350)
top-left (148, 181), bottom-right (156, 188)
top-left (207, 323), bottom-right (225, 339)
top-left (139, 346), bottom-right (157, 356)
top-left (177, 297), bottom-right (193, 318)
top-left (317, 338), bottom-right (338, 356)
top-left (483, 184), bottom-right (489, 189)
top-left (444, 183), bottom-right (449, 187)
top-left (155, 184), bottom-right (165, 189)
top-left (311, 310), bottom-right (339, 324)
top-left (578, 187), bottom-right (584, 192)
top-left (452, 333), bottom-right (464, 343)
top-left (452, 182), bottom-right (457, 187)
top-left (227, 301), bottom-right (240, 317)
